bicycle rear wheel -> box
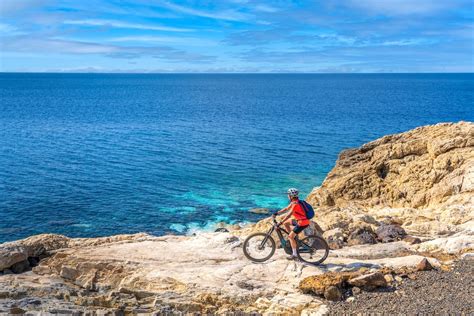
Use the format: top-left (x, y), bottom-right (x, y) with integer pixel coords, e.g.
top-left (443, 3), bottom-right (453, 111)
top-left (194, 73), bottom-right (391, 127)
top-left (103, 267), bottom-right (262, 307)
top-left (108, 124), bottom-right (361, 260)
top-left (297, 235), bottom-right (329, 265)
top-left (243, 233), bottom-right (276, 263)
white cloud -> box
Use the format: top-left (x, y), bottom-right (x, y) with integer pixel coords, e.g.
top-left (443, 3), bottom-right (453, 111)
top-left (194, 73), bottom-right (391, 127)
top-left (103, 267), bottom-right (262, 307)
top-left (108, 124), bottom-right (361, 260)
top-left (347, 0), bottom-right (466, 15)
top-left (107, 35), bottom-right (218, 46)
top-left (254, 5), bottom-right (278, 13)
top-left (162, 2), bottom-right (250, 21)
top-left (63, 19), bottom-right (194, 32)
top-left (379, 39), bottom-right (434, 46)
top-left (0, 22), bottom-right (18, 33)
top-left (3, 38), bottom-right (117, 54)
top-left (2, 37), bottom-right (216, 62)
top-left (0, 0), bottom-right (50, 15)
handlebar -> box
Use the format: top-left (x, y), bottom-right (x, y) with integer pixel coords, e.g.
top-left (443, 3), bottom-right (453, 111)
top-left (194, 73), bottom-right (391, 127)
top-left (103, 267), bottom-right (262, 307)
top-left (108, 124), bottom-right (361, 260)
top-left (272, 217), bottom-right (280, 226)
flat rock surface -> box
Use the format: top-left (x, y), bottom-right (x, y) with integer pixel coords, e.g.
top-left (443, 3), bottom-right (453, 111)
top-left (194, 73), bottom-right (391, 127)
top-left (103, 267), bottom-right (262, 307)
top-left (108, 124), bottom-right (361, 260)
top-left (329, 257), bottom-right (474, 315)
top-left (0, 231), bottom-right (455, 314)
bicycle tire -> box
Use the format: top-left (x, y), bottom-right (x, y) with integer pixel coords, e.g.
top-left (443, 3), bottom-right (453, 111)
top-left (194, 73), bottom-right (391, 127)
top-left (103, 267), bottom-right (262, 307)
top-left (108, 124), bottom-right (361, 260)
top-left (296, 235), bottom-right (329, 265)
top-left (243, 233), bottom-right (276, 263)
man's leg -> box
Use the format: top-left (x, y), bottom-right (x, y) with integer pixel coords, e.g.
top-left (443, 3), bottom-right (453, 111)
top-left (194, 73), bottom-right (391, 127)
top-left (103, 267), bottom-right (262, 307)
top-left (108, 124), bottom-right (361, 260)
top-left (288, 231), bottom-right (298, 257)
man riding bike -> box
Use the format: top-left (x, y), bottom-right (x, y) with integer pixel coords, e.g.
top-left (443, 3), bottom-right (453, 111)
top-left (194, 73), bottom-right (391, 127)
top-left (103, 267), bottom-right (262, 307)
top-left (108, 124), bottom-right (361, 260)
top-left (272, 188), bottom-right (310, 260)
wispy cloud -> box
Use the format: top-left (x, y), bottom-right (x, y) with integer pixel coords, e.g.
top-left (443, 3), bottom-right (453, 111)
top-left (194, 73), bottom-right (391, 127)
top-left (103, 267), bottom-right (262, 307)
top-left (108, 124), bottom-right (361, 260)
top-left (254, 4), bottom-right (279, 13)
top-left (0, 0), bottom-right (50, 15)
top-left (63, 19), bottom-right (194, 32)
top-left (107, 35), bottom-right (218, 46)
top-left (2, 36), bottom-right (215, 62)
top-left (161, 2), bottom-right (250, 22)
top-left (345, 0), bottom-right (470, 16)
top-left (0, 23), bottom-right (23, 35)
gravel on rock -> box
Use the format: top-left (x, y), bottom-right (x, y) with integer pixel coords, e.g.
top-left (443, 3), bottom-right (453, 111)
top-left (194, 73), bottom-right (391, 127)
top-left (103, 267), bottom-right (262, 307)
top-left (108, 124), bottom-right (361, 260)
top-left (329, 257), bottom-right (474, 315)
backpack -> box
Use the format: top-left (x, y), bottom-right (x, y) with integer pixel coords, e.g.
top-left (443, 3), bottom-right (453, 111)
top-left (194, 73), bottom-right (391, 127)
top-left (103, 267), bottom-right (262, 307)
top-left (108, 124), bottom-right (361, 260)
top-left (299, 200), bottom-right (315, 220)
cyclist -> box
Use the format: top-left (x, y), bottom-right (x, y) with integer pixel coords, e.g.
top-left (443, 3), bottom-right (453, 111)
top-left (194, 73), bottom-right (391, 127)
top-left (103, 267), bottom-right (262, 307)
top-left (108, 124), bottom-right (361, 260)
top-left (272, 188), bottom-right (310, 260)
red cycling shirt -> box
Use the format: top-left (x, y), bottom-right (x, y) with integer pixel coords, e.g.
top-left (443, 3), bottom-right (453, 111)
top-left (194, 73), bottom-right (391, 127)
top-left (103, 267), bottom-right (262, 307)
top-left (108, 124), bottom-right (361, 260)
top-left (290, 199), bottom-right (310, 226)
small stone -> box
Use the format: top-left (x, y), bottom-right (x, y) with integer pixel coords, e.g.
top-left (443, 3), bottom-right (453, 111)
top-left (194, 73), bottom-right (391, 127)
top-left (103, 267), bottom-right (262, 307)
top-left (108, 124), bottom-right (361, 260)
top-left (324, 228), bottom-right (345, 249)
top-left (384, 274), bottom-right (394, 283)
top-left (214, 228), bottom-right (229, 233)
top-left (346, 296), bottom-right (355, 302)
top-left (9, 307), bottom-right (25, 314)
top-left (324, 286), bottom-right (343, 301)
top-left (440, 264), bottom-right (452, 272)
top-left (255, 297), bottom-right (271, 309)
top-left (236, 281), bottom-right (255, 290)
top-left (327, 239), bottom-right (344, 250)
top-left (224, 236), bottom-right (239, 244)
top-left (416, 258), bottom-right (434, 271)
top-left (403, 235), bottom-right (422, 245)
top-left (395, 276), bottom-right (403, 282)
top-left (407, 273), bottom-right (417, 280)
top-left (60, 266), bottom-right (79, 280)
top-left (229, 224), bottom-right (241, 231)
top-left (352, 287), bottom-right (361, 295)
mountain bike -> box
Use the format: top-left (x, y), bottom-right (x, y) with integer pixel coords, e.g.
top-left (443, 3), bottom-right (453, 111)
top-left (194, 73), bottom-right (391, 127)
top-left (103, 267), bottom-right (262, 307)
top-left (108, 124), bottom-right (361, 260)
top-left (243, 217), bottom-right (329, 265)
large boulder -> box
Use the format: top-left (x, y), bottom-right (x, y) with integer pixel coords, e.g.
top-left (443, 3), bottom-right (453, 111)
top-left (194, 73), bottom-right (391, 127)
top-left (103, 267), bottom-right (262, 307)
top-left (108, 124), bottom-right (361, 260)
top-left (348, 272), bottom-right (387, 290)
top-left (376, 224), bottom-right (407, 243)
top-left (347, 226), bottom-right (377, 246)
top-left (299, 271), bottom-right (356, 296)
top-left (0, 234), bottom-right (70, 272)
top-left (323, 228), bottom-right (345, 249)
top-left (0, 246), bottom-right (27, 271)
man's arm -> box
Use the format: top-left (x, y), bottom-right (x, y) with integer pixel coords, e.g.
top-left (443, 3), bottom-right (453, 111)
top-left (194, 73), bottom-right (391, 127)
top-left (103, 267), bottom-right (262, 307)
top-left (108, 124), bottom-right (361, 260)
top-left (280, 210), bottom-right (293, 223)
top-left (273, 204), bottom-right (294, 222)
top-left (272, 204), bottom-right (291, 217)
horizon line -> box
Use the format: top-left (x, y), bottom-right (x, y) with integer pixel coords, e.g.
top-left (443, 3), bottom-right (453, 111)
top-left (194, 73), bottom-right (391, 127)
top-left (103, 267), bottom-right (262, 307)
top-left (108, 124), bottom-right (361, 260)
top-left (1, 71), bottom-right (473, 75)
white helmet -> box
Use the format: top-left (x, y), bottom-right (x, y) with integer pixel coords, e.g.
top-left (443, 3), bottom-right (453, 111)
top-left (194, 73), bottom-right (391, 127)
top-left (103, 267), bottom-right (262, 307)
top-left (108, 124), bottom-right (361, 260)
top-left (287, 188), bottom-right (299, 198)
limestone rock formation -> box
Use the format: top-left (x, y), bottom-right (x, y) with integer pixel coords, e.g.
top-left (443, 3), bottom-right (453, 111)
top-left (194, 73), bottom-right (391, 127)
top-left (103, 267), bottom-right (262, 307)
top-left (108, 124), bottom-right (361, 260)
top-left (307, 122), bottom-right (474, 237)
top-left (0, 230), bottom-right (454, 314)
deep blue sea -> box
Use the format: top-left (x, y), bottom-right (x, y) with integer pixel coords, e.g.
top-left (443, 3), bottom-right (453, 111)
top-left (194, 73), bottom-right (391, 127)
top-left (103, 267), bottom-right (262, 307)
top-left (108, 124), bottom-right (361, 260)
top-left (0, 73), bottom-right (473, 242)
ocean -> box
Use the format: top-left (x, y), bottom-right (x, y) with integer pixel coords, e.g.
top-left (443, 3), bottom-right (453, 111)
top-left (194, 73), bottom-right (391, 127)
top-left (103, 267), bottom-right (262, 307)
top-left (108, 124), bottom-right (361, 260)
top-left (0, 73), bottom-right (473, 242)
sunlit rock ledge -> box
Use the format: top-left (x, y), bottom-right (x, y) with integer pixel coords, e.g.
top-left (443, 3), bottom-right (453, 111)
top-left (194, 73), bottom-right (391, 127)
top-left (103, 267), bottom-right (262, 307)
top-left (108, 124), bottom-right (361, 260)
top-left (0, 122), bottom-right (472, 314)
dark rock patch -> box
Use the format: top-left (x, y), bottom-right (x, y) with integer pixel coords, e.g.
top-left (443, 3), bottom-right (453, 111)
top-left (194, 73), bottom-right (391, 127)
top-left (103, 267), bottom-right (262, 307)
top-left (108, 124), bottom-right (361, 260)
top-left (376, 224), bottom-right (406, 243)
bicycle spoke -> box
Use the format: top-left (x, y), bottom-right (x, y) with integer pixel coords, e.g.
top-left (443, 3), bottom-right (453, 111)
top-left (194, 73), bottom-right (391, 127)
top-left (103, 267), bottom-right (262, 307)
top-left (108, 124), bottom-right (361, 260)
top-left (297, 235), bottom-right (329, 265)
top-left (243, 233), bottom-right (276, 262)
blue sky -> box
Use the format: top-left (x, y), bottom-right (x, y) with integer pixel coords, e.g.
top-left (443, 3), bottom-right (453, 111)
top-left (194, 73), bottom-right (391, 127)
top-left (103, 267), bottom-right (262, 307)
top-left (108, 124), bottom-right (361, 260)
top-left (1, 0), bottom-right (473, 72)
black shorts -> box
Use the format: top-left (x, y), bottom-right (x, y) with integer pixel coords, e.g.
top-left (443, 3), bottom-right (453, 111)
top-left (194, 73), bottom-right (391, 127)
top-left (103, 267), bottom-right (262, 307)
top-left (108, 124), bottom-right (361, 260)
top-left (292, 219), bottom-right (309, 234)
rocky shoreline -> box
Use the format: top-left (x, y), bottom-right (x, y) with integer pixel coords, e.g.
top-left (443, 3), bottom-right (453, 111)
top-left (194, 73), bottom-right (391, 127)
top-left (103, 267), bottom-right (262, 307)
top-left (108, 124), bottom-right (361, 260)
top-left (0, 122), bottom-right (472, 315)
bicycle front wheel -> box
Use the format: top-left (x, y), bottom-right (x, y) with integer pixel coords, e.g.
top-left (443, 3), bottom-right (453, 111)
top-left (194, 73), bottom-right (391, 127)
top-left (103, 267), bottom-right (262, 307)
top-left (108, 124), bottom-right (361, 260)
top-left (243, 233), bottom-right (276, 263)
top-left (297, 235), bottom-right (329, 265)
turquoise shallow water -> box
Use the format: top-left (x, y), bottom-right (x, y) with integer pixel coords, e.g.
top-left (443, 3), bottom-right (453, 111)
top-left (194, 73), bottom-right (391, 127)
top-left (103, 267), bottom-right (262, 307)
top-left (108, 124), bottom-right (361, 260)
top-left (0, 73), bottom-right (473, 242)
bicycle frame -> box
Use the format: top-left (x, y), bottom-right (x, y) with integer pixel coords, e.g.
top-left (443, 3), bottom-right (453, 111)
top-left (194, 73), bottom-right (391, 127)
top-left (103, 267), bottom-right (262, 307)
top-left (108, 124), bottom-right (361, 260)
top-left (259, 218), bottom-right (291, 249)
top-left (259, 218), bottom-right (315, 254)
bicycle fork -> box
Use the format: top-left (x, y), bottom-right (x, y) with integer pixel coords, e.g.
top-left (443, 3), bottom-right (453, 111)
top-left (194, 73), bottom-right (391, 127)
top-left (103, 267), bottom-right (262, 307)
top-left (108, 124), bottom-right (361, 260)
top-left (259, 226), bottom-right (275, 249)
